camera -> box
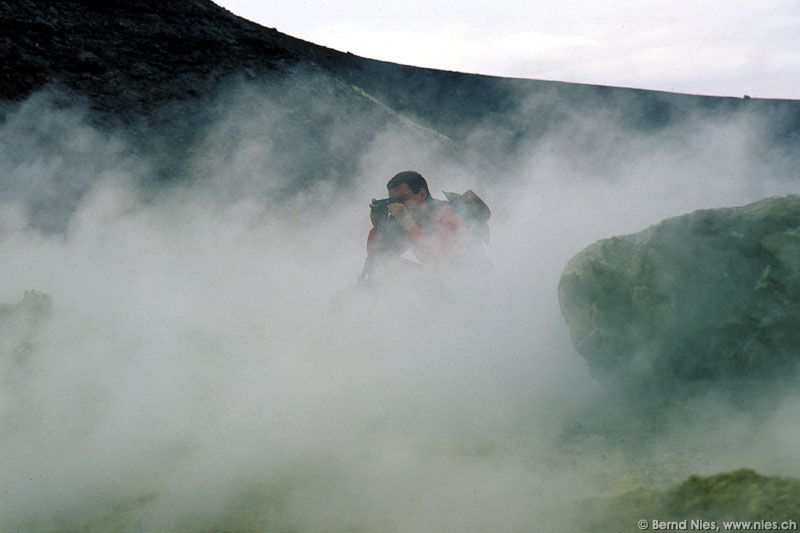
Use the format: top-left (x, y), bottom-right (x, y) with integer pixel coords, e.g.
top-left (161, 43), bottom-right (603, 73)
top-left (369, 197), bottom-right (403, 219)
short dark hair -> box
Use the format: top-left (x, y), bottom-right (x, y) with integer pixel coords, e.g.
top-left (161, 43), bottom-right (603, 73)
top-left (387, 171), bottom-right (429, 195)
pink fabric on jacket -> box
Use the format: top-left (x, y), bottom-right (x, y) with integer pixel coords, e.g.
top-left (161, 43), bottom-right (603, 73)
top-left (367, 203), bottom-right (470, 266)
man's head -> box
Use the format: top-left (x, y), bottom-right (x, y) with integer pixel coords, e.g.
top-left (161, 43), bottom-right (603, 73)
top-left (387, 171), bottom-right (431, 220)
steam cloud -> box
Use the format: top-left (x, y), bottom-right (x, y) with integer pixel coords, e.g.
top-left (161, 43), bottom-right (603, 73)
top-left (1, 74), bottom-right (799, 531)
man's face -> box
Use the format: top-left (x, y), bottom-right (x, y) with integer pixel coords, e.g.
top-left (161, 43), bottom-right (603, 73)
top-left (388, 183), bottom-right (428, 218)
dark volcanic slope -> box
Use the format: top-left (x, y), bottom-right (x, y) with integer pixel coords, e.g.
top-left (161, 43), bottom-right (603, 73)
top-left (0, 0), bottom-right (307, 119)
top-left (3, 0), bottom-right (800, 145)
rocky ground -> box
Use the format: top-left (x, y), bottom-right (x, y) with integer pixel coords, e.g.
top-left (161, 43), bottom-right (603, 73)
top-left (566, 469), bottom-right (800, 532)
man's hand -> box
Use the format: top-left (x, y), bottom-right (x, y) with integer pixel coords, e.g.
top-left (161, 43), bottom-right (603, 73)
top-left (388, 202), bottom-right (416, 230)
top-left (370, 198), bottom-right (381, 227)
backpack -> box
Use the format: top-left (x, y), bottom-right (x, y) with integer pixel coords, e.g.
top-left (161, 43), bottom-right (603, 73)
top-left (442, 189), bottom-right (491, 243)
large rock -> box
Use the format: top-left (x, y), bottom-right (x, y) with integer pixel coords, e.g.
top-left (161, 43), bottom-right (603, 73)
top-left (0, 289), bottom-right (51, 360)
top-left (564, 469), bottom-right (800, 532)
top-left (558, 195), bottom-right (800, 399)
top-left (1, 289), bottom-right (52, 387)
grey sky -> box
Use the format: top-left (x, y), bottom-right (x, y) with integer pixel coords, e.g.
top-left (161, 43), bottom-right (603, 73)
top-left (214, 0), bottom-right (799, 99)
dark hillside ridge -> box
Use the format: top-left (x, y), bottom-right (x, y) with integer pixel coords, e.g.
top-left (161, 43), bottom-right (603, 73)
top-left (3, 0), bottom-right (799, 136)
top-left (323, 53), bottom-right (800, 141)
top-left (0, 0), bottom-right (305, 120)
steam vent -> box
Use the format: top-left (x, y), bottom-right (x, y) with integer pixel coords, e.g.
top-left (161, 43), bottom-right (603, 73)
top-left (558, 195), bottom-right (800, 401)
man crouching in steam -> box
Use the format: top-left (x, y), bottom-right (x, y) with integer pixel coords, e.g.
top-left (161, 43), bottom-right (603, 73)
top-left (360, 170), bottom-right (491, 291)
